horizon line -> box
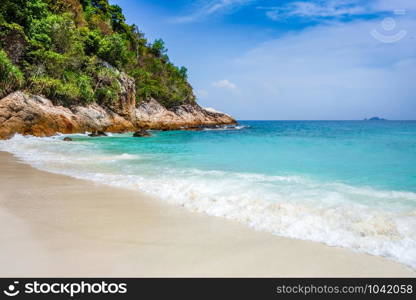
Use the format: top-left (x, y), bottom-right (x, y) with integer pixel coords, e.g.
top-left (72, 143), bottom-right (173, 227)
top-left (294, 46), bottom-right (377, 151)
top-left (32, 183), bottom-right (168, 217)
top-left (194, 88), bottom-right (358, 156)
top-left (235, 119), bottom-right (416, 121)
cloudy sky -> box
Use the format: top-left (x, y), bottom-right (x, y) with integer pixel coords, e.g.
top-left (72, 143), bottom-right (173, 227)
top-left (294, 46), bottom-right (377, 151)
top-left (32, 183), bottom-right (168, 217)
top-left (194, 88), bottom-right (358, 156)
top-left (110, 0), bottom-right (416, 120)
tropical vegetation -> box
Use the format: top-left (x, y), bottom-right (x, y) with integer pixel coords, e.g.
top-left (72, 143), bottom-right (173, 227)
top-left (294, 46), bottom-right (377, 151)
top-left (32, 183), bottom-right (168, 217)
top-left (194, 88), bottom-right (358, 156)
top-left (0, 0), bottom-right (195, 108)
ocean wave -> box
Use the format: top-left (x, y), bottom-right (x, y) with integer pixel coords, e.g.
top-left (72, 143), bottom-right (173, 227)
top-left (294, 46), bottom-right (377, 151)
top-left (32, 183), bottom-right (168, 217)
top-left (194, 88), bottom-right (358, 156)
top-left (203, 125), bottom-right (249, 131)
top-left (1, 134), bottom-right (415, 269)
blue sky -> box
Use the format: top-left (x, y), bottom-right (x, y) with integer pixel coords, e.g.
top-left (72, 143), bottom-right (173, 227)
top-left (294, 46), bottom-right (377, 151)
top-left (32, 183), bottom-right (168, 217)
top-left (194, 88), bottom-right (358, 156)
top-left (110, 0), bottom-right (416, 120)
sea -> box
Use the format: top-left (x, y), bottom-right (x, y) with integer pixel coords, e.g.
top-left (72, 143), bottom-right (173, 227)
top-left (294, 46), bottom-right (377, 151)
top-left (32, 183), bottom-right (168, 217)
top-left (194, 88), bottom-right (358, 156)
top-left (1, 120), bottom-right (415, 268)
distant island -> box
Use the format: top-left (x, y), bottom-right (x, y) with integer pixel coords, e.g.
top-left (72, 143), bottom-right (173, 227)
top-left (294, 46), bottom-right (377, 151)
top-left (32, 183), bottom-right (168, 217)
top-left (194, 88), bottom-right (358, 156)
top-left (0, 0), bottom-right (235, 139)
top-left (364, 117), bottom-right (387, 121)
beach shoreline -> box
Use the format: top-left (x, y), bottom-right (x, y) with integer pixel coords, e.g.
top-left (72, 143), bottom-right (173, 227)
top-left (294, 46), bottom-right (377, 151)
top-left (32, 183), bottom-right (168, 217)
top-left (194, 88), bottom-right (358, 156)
top-left (0, 151), bottom-right (414, 277)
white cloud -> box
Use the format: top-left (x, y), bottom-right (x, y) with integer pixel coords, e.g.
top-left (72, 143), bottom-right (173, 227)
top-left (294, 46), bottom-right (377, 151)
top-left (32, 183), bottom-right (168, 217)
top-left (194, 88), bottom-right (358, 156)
top-left (262, 0), bottom-right (416, 21)
top-left (172, 0), bottom-right (253, 23)
top-left (195, 89), bottom-right (209, 98)
top-left (212, 79), bottom-right (238, 90)
top-left (264, 0), bottom-right (367, 21)
top-left (373, 0), bottom-right (416, 12)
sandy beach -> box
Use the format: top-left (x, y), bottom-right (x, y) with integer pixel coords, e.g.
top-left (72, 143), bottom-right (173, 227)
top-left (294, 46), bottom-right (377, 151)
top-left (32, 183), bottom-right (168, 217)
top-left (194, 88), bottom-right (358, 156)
top-left (0, 151), bottom-right (414, 277)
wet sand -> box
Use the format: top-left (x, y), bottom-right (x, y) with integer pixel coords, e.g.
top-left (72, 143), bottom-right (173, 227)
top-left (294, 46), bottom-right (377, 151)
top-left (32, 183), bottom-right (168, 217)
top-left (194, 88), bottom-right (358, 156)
top-left (0, 152), bottom-right (414, 277)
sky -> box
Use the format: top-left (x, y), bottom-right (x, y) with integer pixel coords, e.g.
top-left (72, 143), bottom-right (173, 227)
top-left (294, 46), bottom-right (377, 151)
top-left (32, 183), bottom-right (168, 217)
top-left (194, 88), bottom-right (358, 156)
top-left (110, 0), bottom-right (416, 120)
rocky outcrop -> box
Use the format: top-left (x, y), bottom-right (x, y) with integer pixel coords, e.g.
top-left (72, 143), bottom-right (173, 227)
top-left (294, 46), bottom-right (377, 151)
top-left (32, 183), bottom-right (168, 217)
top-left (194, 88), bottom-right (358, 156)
top-left (135, 99), bottom-right (235, 130)
top-left (0, 92), bottom-right (236, 139)
top-left (0, 92), bottom-right (134, 139)
top-left (105, 70), bottom-right (137, 121)
top-left (133, 129), bottom-right (151, 137)
top-left (89, 130), bottom-right (108, 137)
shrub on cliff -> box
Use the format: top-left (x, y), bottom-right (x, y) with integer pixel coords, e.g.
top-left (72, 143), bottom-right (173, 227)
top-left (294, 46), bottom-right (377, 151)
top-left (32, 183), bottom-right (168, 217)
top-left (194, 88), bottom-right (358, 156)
top-left (0, 49), bottom-right (24, 98)
top-left (97, 34), bottom-right (130, 69)
top-left (0, 0), bottom-right (196, 108)
top-left (28, 76), bottom-right (83, 105)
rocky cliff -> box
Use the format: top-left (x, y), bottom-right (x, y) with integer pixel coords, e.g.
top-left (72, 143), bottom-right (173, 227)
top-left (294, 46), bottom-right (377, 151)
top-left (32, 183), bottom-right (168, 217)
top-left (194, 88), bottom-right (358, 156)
top-left (0, 0), bottom-right (236, 139)
top-left (0, 91), bottom-right (236, 139)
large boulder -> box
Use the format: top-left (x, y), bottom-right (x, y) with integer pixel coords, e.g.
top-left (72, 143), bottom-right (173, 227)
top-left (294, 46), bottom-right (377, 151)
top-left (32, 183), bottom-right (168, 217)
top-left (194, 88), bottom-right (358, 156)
top-left (133, 129), bottom-right (151, 137)
top-left (88, 130), bottom-right (107, 137)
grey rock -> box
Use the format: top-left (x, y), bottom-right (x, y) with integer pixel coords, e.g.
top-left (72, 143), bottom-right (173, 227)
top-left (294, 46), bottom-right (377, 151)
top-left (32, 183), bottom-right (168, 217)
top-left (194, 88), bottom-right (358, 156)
top-left (133, 129), bottom-right (151, 137)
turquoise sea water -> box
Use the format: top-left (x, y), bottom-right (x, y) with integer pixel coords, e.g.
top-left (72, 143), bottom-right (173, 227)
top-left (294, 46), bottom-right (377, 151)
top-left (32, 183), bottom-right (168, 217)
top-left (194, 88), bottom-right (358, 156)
top-left (1, 121), bottom-right (416, 267)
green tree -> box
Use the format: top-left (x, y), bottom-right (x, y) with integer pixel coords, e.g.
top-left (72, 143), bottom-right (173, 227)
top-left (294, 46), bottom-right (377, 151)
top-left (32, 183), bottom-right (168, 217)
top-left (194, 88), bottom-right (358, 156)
top-left (179, 66), bottom-right (188, 79)
top-left (98, 34), bottom-right (129, 69)
top-left (109, 4), bottom-right (125, 31)
top-left (0, 49), bottom-right (24, 98)
top-left (151, 39), bottom-right (167, 58)
top-left (29, 14), bottom-right (77, 54)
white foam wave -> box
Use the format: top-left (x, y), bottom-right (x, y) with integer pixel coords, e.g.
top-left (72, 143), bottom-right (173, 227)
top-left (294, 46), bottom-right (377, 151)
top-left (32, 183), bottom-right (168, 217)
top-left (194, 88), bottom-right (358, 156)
top-left (115, 153), bottom-right (140, 160)
top-left (201, 125), bottom-right (248, 131)
top-left (1, 134), bottom-right (415, 269)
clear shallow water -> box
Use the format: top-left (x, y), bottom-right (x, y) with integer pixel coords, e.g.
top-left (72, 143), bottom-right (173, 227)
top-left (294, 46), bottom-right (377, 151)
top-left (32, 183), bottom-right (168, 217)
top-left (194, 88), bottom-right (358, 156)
top-left (1, 121), bottom-right (416, 268)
